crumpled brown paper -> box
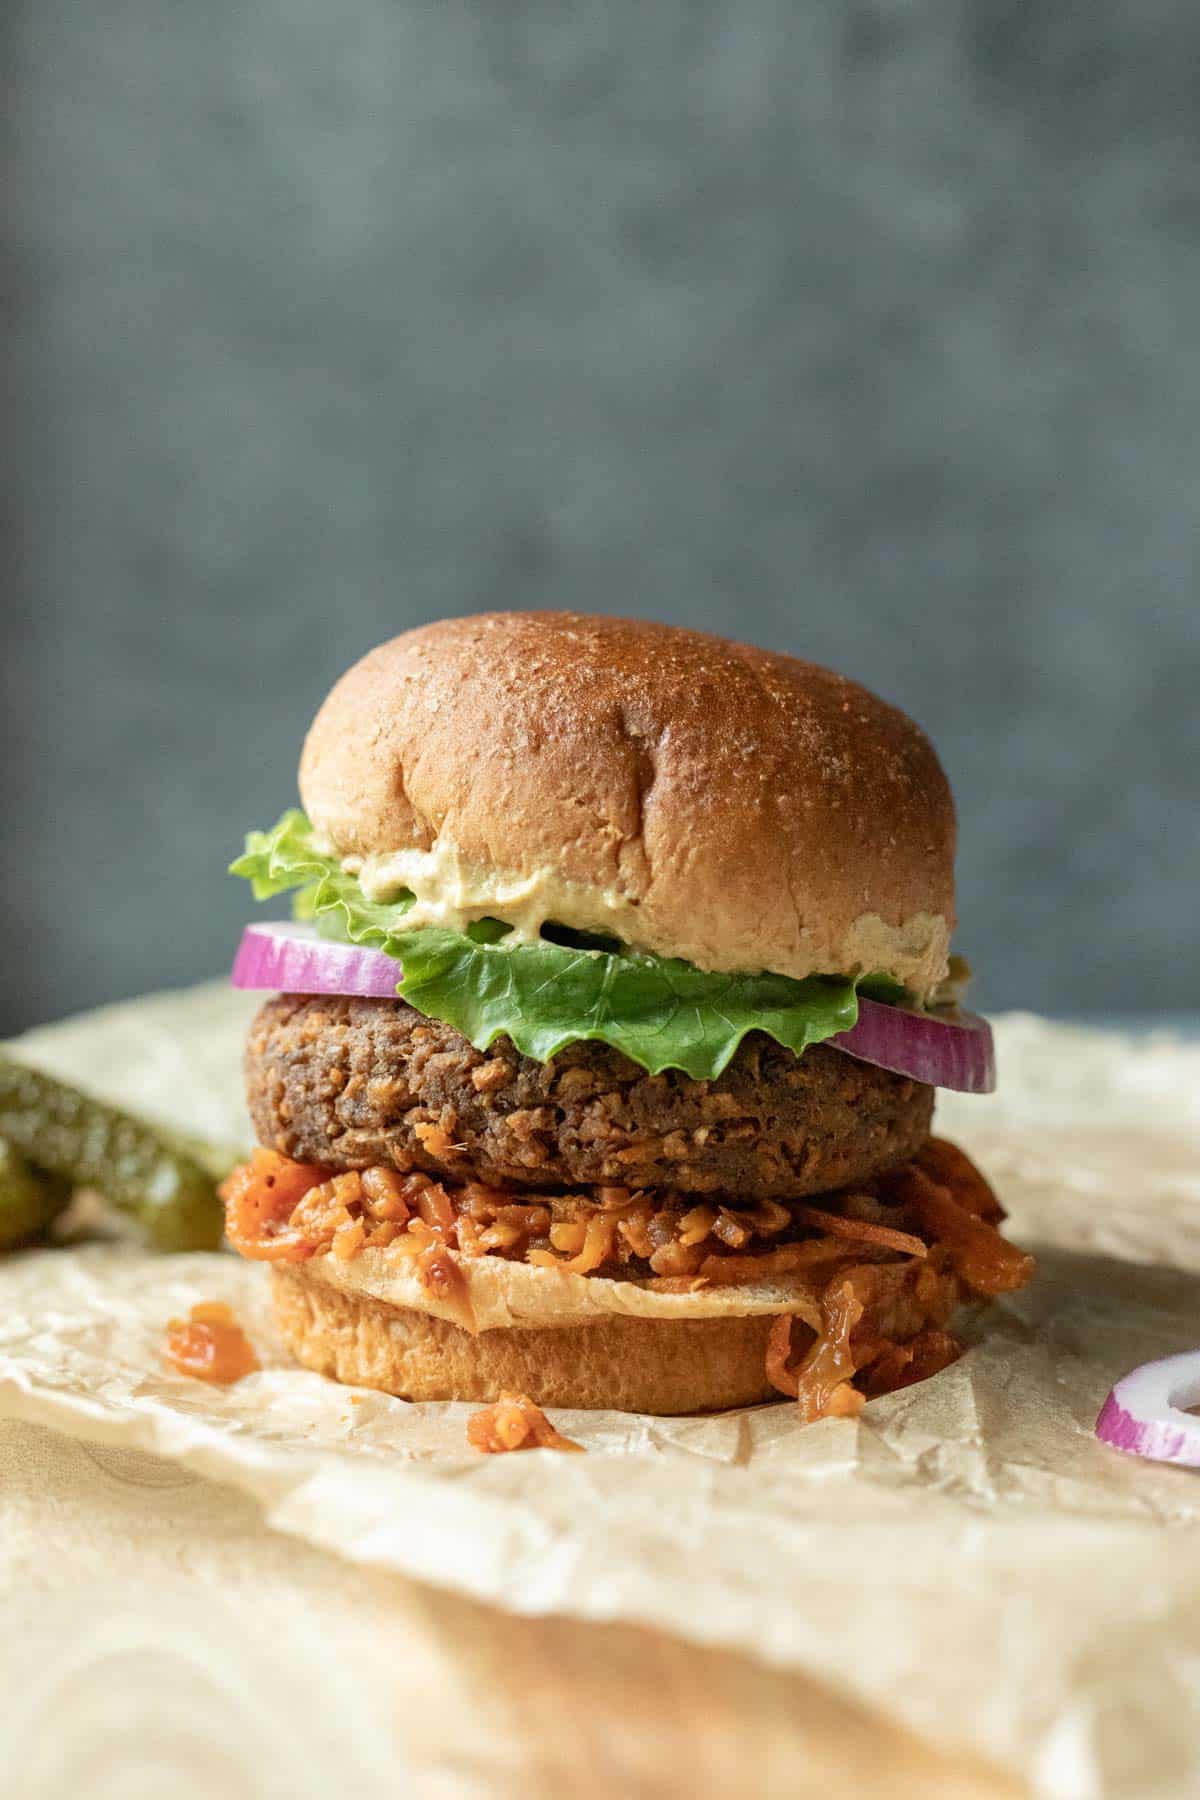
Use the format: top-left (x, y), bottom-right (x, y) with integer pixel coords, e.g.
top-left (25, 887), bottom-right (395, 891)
top-left (3, 985), bottom-right (1200, 1799)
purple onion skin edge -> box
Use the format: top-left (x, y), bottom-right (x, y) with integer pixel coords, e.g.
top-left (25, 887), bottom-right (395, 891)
top-left (232, 930), bottom-right (403, 1001)
top-left (1095, 1391), bottom-right (1200, 1467)
top-left (829, 999), bottom-right (996, 1095)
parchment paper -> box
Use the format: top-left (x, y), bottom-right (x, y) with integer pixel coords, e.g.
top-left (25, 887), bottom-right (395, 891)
top-left (4, 985), bottom-right (1200, 1799)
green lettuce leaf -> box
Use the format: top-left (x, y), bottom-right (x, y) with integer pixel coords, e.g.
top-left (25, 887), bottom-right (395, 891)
top-left (230, 812), bottom-right (863, 1080)
top-left (382, 930), bottom-right (859, 1079)
top-left (231, 809), bottom-right (416, 938)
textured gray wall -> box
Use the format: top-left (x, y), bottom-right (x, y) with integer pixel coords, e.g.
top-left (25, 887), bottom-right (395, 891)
top-left (5, 1), bottom-right (1199, 1033)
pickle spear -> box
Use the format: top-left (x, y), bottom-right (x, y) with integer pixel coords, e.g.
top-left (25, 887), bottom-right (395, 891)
top-left (0, 1138), bottom-right (73, 1250)
top-left (0, 1053), bottom-right (224, 1252)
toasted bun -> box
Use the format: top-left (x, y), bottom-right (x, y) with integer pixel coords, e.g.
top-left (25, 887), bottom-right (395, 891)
top-left (283, 1239), bottom-right (825, 1334)
top-left (300, 612), bottom-right (955, 994)
top-left (271, 1265), bottom-right (781, 1413)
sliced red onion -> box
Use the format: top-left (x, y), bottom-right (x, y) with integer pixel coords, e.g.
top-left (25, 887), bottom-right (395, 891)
top-left (231, 922), bottom-right (402, 999)
top-left (1096, 1352), bottom-right (1200, 1466)
top-left (832, 998), bottom-right (995, 1094)
top-left (230, 921), bottom-right (995, 1092)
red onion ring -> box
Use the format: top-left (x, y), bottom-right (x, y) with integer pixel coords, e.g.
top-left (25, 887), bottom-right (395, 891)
top-left (832, 998), bottom-right (995, 1094)
top-left (231, 922), bottom-right (402, 1000)
top-left (230, 921), bottom-right (995, 1092)
top-left (1096, 1352), bottom-right (1200, 1466)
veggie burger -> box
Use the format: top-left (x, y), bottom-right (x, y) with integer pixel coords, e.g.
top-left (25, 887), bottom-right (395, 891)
top-left (221, 612), bottom-right (1033, 1419)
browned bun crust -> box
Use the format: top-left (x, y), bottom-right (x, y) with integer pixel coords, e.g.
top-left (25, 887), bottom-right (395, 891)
top-left (299, 612), bottom-right (956, 995)
top-left (271, 1264), bottom-right (778, 1414)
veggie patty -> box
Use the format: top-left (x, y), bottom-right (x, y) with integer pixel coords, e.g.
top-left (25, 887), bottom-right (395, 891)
top-left (245, 994), bottom-right (934, 1201)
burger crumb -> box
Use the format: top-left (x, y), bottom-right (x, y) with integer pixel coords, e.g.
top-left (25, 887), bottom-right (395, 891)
top-left (163, 1301), bottom-right (260, 1385)
top-left (467, 1392), bottom-right (585, 1455)
top-left (470, 1060), bottom-right (509, 1094)
top-left (413, 1119), bottom-right (463, 1157)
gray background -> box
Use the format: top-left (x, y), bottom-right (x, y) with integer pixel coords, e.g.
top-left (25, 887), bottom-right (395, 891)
top-left (5, 1), bottom-right (1199, 1035)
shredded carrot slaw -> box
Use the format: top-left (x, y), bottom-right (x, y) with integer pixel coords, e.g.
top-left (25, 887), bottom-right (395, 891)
top-left (220, 1138), bottom-right (1032, 1422)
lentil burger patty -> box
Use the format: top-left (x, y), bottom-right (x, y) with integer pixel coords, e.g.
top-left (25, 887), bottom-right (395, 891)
top-left (246, 994), bottom-right (934, 1200)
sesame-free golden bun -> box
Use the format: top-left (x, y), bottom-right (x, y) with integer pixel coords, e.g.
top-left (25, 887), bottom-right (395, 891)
top-left (270, 1263), bottom-right (786, 1414)
top-left (299, 612), bottom-right (956, 996)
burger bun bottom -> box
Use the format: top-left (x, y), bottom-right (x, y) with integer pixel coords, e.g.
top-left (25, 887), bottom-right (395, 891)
top-left (270, 1264), bottom-right (783, 1415)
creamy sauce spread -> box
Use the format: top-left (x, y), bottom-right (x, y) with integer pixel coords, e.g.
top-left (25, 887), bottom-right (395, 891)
top-left (338, 834), bottom-right (950, 997)
top-left (348, 838), bottom-right (645, 948)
